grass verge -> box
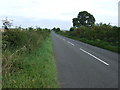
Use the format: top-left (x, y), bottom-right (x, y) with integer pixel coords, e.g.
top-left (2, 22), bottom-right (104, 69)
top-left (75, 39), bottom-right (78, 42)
top-left (57, 32), bottom-right (119, 53)
top-left (3, 35), bottom-right (59, 88)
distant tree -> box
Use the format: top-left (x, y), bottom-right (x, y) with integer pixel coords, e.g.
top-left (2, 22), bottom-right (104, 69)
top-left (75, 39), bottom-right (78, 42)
top-left (56, 28), bottom-right (60, 31)
top-left (72, 11), bottom-right (95, 27)
top-left (36, 26), bottom-right (42, 31)
top-left (69, 27), bottom-right (75, 31)
top-left (52, 27), bottom-right (60, 32)
top-left (72, 18), bottom-right (79, 28)
top-left (28, 27), bottom-right (33, 31)
top-left (52, 27), bottom-right (56, 31)
top-left (2, 17), bottom-right (13, 30)
top-left (18, 25), bottom-right (22, 30)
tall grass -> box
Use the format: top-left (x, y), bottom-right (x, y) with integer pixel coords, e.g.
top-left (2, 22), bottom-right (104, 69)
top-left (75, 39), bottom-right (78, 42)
top-left (2, 29), bottom-right (59, 88)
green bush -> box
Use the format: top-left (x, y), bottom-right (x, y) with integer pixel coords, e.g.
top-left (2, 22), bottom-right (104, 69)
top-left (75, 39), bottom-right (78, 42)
top-left (71, 24), bottom-right (119, 45)
top-left (57, 23), bottom-right (119, 53)
top-left (2, 29), bottom-right (50, 83)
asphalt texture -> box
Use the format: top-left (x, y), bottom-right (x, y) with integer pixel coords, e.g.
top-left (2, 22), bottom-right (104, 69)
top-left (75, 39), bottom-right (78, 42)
top-left (51, 32), bottom-right (119, 88)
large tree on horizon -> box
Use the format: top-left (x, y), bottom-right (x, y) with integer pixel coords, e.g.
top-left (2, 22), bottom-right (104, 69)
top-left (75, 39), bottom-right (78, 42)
top-left (72, 11), bottom-right (95, 27)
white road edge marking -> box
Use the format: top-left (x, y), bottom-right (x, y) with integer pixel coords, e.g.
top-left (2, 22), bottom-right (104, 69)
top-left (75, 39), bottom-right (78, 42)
top-left (67, 41), bottom-right (75, 46)
top-left (80, 48), bottom-right (109, 66)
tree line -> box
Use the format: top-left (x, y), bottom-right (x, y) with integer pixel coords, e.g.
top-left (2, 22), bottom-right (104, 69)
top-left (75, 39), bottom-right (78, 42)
top-left (56, 11), bottom-right (119, 53)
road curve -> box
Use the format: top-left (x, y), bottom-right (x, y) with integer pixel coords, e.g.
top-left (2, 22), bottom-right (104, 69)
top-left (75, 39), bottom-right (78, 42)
top-left (51, 32), bottom-right (118, 88)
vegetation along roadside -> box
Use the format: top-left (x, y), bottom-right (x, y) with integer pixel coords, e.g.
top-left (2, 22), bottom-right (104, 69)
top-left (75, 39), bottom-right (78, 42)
top-left (2, 28), bottom-right (59, 88)
top-left (53, 11), bottom-right (119, 53)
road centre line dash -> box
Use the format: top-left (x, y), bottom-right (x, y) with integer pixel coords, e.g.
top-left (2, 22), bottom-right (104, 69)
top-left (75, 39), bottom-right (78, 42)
top-left (67, 41), bottom-right (75, 46)
top-left (63, 39), bottom-right (65, 41)
top-left (80, 48), bottom-right (109, 66)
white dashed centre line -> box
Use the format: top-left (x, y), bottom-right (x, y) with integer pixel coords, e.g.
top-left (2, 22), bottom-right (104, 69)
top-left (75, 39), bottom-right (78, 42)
top-left (67, 41), bottom-right (75, 46)
top-left (80, 48), bottom-right (109, 66)
top-left (63, 39), bottom-right (65, 41)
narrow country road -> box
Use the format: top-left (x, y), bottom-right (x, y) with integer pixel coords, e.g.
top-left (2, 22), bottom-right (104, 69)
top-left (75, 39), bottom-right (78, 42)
top-left (51, 32), bottom-right (118, 88)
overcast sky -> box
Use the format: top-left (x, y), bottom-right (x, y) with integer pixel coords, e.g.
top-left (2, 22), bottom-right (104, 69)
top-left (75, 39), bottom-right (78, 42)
top-left (0, 0), bottom-right (119, 30)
